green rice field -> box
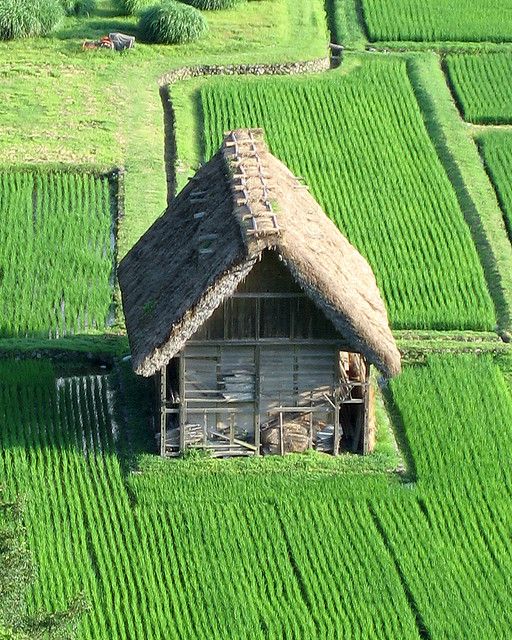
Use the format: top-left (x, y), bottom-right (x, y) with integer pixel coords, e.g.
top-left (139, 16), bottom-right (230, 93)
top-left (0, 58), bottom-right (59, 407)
top-left (480, 133), bottom-right (512, 242)
top-left (445, 53), bottom-right (512, 124)
top-left (0, 171), bottom-right (114, 337)
top-left (361, 0), bottom-right (512, 42)
top-left (1, 354), bottom-right (512, 639)
top-left (2, 1), bottom-right (512, 638)
top-left (199, 60), bottom-right (495, 331)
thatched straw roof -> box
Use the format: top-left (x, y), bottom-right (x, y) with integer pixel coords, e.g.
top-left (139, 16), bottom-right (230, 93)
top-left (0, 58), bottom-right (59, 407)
top-left (118, 129), bottom-right (401, 378)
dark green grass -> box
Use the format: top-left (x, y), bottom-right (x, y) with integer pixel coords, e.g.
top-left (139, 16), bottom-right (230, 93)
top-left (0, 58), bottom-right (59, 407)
top-left (361, 0), bottom-right (512, 43)
top-left (0, 170), bottom-right (114, 337)
top-left (445, 53), bottom-right (512, 124)
top-left (0, 0), bottom-right (63, 40)
top-left (138, 1), bottom-right (207, 44)
top-left (479, 132), bottom-right (512, 243)
top-left (199, 59), bottom-right (495, 331)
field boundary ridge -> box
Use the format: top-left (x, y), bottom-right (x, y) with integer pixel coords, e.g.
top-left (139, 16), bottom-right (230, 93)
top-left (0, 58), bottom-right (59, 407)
top-left (406, 53), bottom-right (512, 337)
top-left (157, 57), bottom-right (330, 203)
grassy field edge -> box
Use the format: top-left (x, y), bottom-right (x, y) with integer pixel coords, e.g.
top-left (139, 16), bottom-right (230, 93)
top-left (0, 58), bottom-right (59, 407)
top-left (407, 52), bottom-right (512, 336)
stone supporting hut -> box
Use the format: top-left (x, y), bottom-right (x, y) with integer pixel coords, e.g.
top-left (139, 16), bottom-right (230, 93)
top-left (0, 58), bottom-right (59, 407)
top-left (118, 129), bottom-right (401, 457)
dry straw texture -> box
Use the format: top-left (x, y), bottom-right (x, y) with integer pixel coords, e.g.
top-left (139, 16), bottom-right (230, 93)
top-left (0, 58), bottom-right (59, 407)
top-left (118, 129), bottom-right (401, 377)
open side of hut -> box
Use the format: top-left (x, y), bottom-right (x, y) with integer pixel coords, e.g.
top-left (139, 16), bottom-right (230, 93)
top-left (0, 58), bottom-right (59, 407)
top-left (118, 129), bottom-right (401, 458)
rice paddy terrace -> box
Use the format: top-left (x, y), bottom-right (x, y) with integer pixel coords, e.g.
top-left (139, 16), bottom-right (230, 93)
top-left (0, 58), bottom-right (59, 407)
top-left (2, 0), bottom-right (512, 638)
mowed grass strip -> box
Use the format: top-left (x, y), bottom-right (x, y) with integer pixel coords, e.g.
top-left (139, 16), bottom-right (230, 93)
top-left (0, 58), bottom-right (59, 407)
top-left (200, 59), bottom-right (495, 330)
top-left (445, 53), bottom-right (512, 124)
top-left (360, 0), bottom-right (512, 43)
top-left (0, 170), bottom-right (114, 337)
top-left (479, 133), bottom-right (512, 242)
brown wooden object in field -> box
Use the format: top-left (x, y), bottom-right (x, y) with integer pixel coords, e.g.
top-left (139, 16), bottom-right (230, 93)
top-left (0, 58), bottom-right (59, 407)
top-left (118, 129), bottom-right (401, 458)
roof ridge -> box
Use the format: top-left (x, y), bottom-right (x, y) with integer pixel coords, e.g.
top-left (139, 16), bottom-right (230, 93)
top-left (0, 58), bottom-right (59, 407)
top-left (222, 129), bottom-right (281, 251)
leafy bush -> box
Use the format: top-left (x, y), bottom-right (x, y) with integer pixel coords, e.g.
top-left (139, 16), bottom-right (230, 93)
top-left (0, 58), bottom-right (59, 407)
top-left (138, 1), bottom-right (207, 44)
top-left (113, 0), bottom-right (154, 15)
top-left (0, 0), bottom-right (64, 40)
top-left (181, 0), bottom-right (243, 10)
top-left (61, 0), bottom-right (96, 16)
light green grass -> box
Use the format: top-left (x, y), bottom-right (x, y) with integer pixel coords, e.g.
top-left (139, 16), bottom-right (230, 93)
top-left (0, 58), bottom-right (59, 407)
top-left (325, 0), bottom-right (366, 48)
top-left (2, 354), bottom-right (512, 638)
top-left (0, 0), bottom-right (328, 261)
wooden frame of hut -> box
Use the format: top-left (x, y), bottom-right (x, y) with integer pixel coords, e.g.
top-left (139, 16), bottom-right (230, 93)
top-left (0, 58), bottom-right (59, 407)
top-left (118, 129), bottom-right (401, 458)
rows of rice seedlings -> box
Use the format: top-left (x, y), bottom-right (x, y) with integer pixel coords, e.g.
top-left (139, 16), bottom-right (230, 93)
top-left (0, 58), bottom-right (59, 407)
top-left (372, 492), bottom-right (512, 640)
top-left (445, 53), bottom-right (512, 124)
top-left (200, 59), bottom-right (495, 330)
top-left (389, 353), bottom-right (512, 491)
top-left (0, 360), bottom-right (412, 639)
top-left (0, 171), bottom-right (114, 337)
top-left (276, 499), bottom-right (420, 638)
top-left (360, 0), bottom-right (512, 42)
top-left (2, 355), bottom-right (512, 638)
top-left (479, 133), bottom-right (512, 242)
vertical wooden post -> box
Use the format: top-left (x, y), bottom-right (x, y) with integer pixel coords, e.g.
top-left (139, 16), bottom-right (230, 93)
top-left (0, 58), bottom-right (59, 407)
top-left (333, 388), bottom-right (340, 456)
top-left (160, 366), bottom-right (167, 457)
top-left (279, 410), bottom-right (285, 456)
top-left (254, 345), bottom-right (261, 455)
top-left (308, 390), bottom-right (314, 449)
top-left (229, 412), bottom-right (235, 446)
top-left (362, 362), bottom-right (371, 455)
top-left (179, 352), bottom-right (186, 454)
top-left (255, 297), bottom-right (261, 340)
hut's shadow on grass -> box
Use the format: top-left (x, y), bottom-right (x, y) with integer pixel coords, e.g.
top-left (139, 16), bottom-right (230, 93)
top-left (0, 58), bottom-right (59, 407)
top-left (382, 386), bottom-right (417, 483)
top-left (0, 354), bottom-right (155, 488)
top-left (56, 19), bottom-right (137, 41)
top-left (193, 89), bottom-right (207, 164)
top-left (111, 360), bottom-right (157, 476)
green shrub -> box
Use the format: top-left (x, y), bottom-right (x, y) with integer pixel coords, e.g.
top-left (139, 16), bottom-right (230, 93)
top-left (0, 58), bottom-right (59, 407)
top-left (138, 1), bottom-right (207, 44)
top-left (61, 0), bottom-right (97, 16)
top-left (113, 0), bottom-right (154, 15)
top-left (0, 0), bottom-right (64, 40)
top-left (181, 0), bottom-right (243, 10)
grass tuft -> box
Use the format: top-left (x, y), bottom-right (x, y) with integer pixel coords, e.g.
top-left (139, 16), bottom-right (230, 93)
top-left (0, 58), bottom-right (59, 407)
top-left (138, 1), bottom-right (208, 44)
top-left (0, 0), bottom-right (64, 40)
top-left (114, 0), bottom-right (161, 16)
top-left (181, 0), bottom-right (244, 11)
top-left (61, 0), bottom-right (97, 17)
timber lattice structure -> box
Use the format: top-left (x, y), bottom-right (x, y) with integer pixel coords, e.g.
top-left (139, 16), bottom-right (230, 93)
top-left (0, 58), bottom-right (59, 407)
top-left (118, 129), bottom-right (400, 457)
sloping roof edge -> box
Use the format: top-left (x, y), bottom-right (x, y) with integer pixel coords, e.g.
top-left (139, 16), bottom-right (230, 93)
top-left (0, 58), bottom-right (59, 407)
top-left (133, 257), bottom-right (255, 376)
top-left (120, 128), bottom-right (401, 379)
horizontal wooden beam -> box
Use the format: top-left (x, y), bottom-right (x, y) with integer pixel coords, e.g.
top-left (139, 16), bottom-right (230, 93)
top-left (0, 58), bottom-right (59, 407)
top-left (264, 406), bottom-right (333, 413)
top-left (231, 293), bottom-right (305, 299)
top-left (187, 338), bottom-right (350, 347)
top-left (208, 430), bottom-right (258, 451)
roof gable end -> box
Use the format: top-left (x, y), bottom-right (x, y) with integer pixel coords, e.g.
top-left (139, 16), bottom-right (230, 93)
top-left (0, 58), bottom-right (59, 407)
top-left (118, 129), bottom-right (401, 378)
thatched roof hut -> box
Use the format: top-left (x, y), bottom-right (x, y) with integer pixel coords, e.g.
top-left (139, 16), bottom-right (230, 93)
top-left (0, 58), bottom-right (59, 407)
top-left (119, 128), bottom-right (400, 380)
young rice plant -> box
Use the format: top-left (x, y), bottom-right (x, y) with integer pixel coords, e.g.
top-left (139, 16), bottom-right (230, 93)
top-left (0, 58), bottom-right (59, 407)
top-left (360, 0), bottom-right (512, 42)
top-left (200, 59), bottom-right (495, 330)
top-left (0, 170), bottom-right (114, 337)
top-left (445, 53), bottom-right (512, 124)
top-left (1, 355), bottom-right (512, 638)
